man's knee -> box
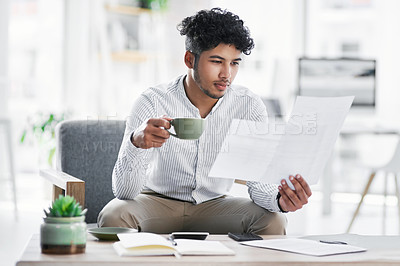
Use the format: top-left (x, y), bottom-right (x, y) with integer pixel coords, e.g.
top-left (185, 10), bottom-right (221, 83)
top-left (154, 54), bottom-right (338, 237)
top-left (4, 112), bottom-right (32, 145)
top-left (248, 204), bottom-right (287, 235)
top-left (97, 199), bottom-right (138, 228)
top-left (268, 212), bottom-right (287, 234)
top-left (262, 212), bottom-right (287, 235)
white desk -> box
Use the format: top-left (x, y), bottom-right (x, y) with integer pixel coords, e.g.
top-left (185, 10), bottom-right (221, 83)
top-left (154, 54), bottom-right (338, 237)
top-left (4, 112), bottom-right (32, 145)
top-left (16, 233), bottom-right (400, 265)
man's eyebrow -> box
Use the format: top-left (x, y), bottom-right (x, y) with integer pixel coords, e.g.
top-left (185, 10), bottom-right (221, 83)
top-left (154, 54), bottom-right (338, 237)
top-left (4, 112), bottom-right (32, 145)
top-left (209, 55), bottom-right (242, 61)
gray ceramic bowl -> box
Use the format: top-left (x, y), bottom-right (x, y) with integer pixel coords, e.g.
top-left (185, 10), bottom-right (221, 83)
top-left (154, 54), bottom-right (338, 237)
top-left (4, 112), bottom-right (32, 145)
top-left (88, 227), bottom-right (138, 241)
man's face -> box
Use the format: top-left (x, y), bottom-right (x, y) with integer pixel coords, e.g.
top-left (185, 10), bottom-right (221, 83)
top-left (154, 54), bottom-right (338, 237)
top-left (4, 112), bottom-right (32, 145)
top-left (192, 43), bottom-right (242, 99)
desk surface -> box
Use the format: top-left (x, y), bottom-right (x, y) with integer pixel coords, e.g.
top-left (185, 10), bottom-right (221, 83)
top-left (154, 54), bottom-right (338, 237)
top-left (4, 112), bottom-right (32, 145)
top-left (16, 234), bottom-right (400, 266)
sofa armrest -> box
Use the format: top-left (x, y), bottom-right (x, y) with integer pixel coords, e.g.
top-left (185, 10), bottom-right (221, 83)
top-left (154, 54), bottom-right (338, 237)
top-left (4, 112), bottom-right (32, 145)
top-left (40, 168), bottom-right (85, 208)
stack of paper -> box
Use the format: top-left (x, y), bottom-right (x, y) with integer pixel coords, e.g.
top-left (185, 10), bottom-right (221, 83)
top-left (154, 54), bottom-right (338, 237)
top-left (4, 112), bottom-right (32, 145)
top-left (209, 96), bottom-right (354, 188)
top-left (240, 238), bottom-right (366, 256)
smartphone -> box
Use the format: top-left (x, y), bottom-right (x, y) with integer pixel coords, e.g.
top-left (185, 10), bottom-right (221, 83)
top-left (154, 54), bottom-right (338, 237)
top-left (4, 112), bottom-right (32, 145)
top-left (170, 232), bottom-right (209, 240)
top-left (228, 232), bottom-right (263, 242)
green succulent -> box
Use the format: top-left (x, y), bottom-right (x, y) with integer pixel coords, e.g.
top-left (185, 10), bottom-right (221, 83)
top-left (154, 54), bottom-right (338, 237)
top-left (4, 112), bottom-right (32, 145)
top-left (44, 195), bottom-right (87, 217)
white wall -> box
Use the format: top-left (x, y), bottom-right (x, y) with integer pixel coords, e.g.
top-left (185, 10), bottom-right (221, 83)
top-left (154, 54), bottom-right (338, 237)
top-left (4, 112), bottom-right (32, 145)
top-left (0, 0), bottom-right (10, 116)
top-left (64, 0), bottom-right (97, 117)
top-left (376, 0), bottom-right (400, 126)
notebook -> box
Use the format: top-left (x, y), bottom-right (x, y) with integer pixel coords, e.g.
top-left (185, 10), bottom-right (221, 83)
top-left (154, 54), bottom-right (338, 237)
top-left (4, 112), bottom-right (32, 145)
top-left (113, 232), bottom-right (235, 257)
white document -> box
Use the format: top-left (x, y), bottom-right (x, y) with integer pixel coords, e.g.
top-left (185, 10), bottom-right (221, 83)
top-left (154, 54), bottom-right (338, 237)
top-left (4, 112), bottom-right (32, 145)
top-left (209, 96), bottom-right (354, 187)
top-left (240, 238), bottom-right (367, 257)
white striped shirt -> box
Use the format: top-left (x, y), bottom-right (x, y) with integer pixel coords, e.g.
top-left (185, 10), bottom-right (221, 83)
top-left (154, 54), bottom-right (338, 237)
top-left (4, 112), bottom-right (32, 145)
top-left (112, 75), bottom-right (281, 212)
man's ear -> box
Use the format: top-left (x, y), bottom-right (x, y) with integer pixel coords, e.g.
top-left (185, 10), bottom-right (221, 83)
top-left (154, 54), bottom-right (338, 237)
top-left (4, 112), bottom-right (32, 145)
top-left (184, 51), bottom-right (195, 69)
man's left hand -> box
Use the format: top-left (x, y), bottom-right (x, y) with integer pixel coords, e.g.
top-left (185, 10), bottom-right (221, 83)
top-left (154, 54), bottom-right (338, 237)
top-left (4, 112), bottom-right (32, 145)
top-left (278, 174), bottom-right (312, 212)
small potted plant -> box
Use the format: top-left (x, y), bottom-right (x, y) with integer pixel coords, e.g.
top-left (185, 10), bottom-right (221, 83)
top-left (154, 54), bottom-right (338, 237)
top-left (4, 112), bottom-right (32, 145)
top-left (41, 195), bottom-right (87, 254)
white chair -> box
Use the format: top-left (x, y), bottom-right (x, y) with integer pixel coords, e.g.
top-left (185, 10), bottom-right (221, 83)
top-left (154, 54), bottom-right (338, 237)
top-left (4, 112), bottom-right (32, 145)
top-left (347, 138), bottom-right (400, 234)
top-left (0, 118), bottom-right (17, 215)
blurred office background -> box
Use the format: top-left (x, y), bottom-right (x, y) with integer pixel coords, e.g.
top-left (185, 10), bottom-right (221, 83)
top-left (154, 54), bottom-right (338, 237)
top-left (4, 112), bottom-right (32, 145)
top-left (2, 0), bottom-right (400, 264)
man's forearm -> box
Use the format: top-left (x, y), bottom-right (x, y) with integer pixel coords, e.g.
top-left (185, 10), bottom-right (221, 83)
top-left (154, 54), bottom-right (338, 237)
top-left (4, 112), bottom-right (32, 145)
top-left (112, 138), bottom-right (151, 199)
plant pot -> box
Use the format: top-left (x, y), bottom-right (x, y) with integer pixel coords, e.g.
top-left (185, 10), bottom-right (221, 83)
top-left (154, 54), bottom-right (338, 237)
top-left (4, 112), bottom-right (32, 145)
top-left (40, 216), bottom-right (87, 254)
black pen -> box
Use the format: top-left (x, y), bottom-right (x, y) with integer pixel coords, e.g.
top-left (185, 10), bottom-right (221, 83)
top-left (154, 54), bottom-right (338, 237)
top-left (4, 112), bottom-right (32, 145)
top-left (167, 236), bottom-right (178, 246)
top-left (320, 240), bottom-right (347, 245)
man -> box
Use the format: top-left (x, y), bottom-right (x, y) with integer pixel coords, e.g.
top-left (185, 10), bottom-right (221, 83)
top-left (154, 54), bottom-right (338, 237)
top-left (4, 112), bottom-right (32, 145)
top-left (98, 8), bottom-right (312, 235)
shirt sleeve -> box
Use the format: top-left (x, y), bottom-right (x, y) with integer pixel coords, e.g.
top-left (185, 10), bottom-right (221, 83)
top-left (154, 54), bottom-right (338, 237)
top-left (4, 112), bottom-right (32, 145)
top-left (112, 92), bottom-right (156, 200)
top-left (247, 182), bottom-right (281, 212)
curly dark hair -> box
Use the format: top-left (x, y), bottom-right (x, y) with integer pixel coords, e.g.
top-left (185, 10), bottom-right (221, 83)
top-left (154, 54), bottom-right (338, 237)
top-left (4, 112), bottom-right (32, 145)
top-left (177, 8), bottom-right (255, 55)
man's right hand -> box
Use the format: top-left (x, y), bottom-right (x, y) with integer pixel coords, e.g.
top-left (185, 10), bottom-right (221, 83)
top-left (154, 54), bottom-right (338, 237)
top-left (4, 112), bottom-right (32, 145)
top-left (131, 118), bottom-right (172, 149)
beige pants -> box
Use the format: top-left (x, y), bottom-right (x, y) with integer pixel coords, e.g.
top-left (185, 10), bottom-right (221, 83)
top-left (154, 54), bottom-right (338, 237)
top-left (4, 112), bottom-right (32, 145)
top-left (98, 192), bottom-right (287, 235)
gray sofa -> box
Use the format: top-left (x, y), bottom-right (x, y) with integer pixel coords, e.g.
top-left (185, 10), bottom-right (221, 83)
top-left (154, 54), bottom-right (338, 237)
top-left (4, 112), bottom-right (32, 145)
top-left (40, 120), bottom-right (125, 223)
